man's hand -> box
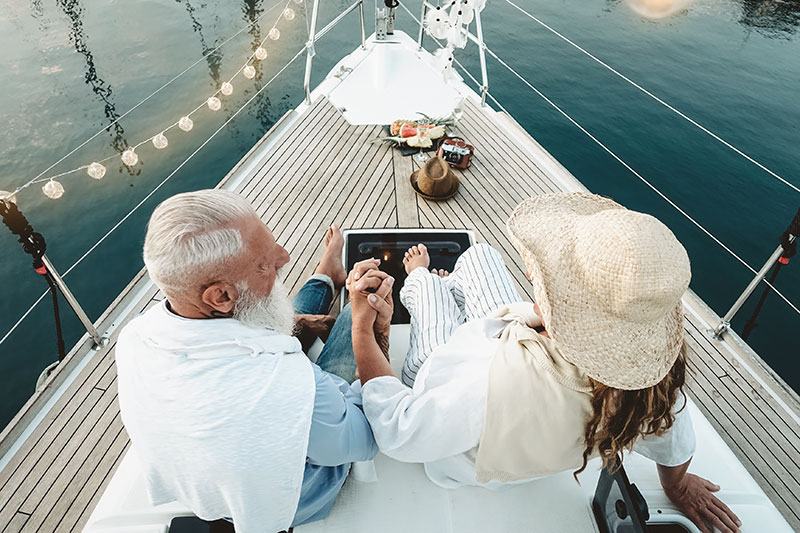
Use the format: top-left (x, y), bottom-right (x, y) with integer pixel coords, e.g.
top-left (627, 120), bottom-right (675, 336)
top-left (294, 314), bottom-right (336, 353)
top-left (351, 269), bottom-right (394, 359)
top-left (349, 268), bottom-right (394, 334)
top-left (349, 267), bottom-right (396, 383)
top-left (347, 259), bottom-right (394, 335)
top-left (658, 463), bottom-right (741, 533)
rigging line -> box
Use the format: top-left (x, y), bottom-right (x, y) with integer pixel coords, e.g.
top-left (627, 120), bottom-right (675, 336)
top-left (483, 43), bottom-right (800, 317)
top-left (395, 1), bottom-right (509, 113)
top-left (0, 47), bottom-right (306, 349)
top-left (14, 0), bottom-right (286, 194)
top-left (393, 3), bottom-right (800, 319)
top-left (503, 0), bottom-right (800, 195)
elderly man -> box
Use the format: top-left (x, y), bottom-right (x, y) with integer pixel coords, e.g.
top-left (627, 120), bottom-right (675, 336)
top-left (116, 189), bottom-right (377, 533)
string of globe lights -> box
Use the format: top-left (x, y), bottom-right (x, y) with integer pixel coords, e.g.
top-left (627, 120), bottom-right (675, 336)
top-left (6, 0), bottom-right (304, 202)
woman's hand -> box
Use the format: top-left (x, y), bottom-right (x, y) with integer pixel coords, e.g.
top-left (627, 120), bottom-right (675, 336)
top-left (347, 259), bottom-right (394, 334)
top-left (347, 259), bottom-right (393, 333)
top-left (658, 463), bottom-right (741, 533)
top-left (347, 261), bottom-right (396, 382)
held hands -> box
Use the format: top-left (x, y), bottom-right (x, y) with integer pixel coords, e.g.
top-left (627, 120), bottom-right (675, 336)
top-left (346, 258), bottom-right (394, 337)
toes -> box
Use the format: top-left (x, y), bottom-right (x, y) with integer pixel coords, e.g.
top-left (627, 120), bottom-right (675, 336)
top-left (418, 243), bottom-right (428, 255)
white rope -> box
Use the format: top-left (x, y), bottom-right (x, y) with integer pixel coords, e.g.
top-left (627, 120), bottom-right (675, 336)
top-left (403, 0), bottom-right (800, 318)
top-left (0, 47), bottom-right (306, 348)
top-left (482, 43), bottom-right (800, 317)
top-left (395, 1), bottom-right (509, 113)
top-left (15, 0), bottom-right (286, 194)
top-left (503, 0), bottom-right (800, 196)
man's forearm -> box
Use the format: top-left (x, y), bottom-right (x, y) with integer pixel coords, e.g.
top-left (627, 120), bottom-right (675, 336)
top-left (353, 328), bottom-right (394, 383)
top-left (375, 329), bottom-right (390, 360)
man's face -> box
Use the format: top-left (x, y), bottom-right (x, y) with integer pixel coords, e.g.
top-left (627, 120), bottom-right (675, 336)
top-left (235, 215), bottom-right (291, 299)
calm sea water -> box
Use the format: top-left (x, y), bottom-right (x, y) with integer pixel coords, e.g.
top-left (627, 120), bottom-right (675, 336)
top-left (0, 0), bottom-right (798, 429)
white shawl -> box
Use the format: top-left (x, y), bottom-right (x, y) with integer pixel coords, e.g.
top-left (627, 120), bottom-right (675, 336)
top-left (116, 301), bottom-right (315, 533)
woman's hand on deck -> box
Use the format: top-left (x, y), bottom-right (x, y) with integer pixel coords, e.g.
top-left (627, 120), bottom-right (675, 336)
top-left (659, 463), bottom-right (741, 533)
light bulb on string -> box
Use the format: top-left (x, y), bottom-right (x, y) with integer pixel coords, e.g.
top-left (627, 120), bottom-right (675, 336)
top-left (269, 28), bottom-right (280, 40)
top-left (207, 96), bottom-right (222, 111)
top-left (243, 65), bottom-right (256, 79)
top-left (283, 8), bottom-right (295, 20)
top-left (152, 132), bottom-right (169, 149)
top-left (87, 162), bottom-right (106, 179)
top-left (255, 47), bottom-right (268, 60)
top-left (178, 116), bottom-right (194, 132)
top-left (122, 148), bottom-right (139, 166)
top-left (43, 180), bottom-right (65, 199)
top-left (0, 190), bottom-right (17, 205)
top-left (220, 82), bottom-right (234, 96)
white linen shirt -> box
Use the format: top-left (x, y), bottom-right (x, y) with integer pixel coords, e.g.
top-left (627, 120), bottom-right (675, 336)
top-left (362, 316), bottom-right (696, 489)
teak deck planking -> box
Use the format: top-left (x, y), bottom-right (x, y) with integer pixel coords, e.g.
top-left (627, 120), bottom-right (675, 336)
top-left (0, 96), bottom-right (798, 532)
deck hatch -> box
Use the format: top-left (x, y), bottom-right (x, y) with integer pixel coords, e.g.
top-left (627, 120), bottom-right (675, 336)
top-left (343, 229), bottom-right (474, 324)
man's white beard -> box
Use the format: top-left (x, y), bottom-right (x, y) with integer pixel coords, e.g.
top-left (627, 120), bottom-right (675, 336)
top-left (233, 276), bottom-right (295, 335)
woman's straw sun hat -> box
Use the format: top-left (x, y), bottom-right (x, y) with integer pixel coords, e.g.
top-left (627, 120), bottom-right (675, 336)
top-left (507, 192), bottom-right (691, 390)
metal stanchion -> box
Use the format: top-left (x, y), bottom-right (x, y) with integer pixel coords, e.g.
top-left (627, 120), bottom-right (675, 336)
top-left (713, 208), bottom-right (800, 339)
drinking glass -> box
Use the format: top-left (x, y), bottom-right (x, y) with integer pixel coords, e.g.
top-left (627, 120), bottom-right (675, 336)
top-left (414, 126), bottom-right (430, 164)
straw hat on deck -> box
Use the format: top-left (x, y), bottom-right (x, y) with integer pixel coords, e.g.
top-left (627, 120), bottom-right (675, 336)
top-left (506, 192), bottom-right (691, 390)
top-left (410, 156), bottom-right (459, 201)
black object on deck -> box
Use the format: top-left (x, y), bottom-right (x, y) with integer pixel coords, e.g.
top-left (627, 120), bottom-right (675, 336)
top-left (592, 455), bottom-right (650, 533)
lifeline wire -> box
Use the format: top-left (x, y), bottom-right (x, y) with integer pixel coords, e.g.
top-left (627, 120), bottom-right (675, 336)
top-left (17, 0), bottom-right (296, 195)
top-left (395, 1), bottom-right (510, 114)
top-left (480, 42), bottom-right (800, 317)
top-left (15, 0), bottom-right (287, 194)
top-left (0, 47), bottom-right (306, 348)
top-left (503, 0), bottom-right (800, 195)
top-left (398, 0), bottom-right (799, 317)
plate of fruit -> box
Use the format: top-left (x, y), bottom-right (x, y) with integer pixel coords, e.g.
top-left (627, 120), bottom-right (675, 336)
top-left (374, 114), bottom-right (456, 150)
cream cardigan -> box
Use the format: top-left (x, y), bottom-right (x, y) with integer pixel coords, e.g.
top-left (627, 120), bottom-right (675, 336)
top-left (476, 302), bottom-right (594, 482)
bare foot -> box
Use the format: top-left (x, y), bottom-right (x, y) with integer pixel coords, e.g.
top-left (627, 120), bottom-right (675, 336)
top-left (403, 244), bottom-right (430, 274)
top-left (316, 223), bottom-right (347, 288)
top-left (430, 268), bottom-right (450, 278)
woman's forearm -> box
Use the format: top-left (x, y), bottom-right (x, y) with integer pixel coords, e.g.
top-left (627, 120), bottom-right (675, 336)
top-left (353, 328), bottom-right (395, 383)
top-left (657, 458), bottom-right (691, 491)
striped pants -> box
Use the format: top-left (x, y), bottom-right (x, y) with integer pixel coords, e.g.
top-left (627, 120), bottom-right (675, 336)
top-left (399, 243), bottom-right (524, 386)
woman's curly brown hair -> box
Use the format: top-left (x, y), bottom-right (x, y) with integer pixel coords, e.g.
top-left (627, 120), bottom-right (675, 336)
top-left (574, 344), bottom-right (688, 480)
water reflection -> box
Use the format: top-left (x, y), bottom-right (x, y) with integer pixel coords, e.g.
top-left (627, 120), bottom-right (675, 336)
top-left (177, 0), bottom-right (224, 84)
top-left (738, 0), bottom-right (800, 37)
top-left (614, 0), bottom-right (800, 36)
top-left (243, 0), bottom-right (277, 135)
top-left (48, 0), bottom-right (136, 175)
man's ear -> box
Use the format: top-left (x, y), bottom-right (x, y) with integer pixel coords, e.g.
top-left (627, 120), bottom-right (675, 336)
top-left (201, 281), bottom-right (238, 315)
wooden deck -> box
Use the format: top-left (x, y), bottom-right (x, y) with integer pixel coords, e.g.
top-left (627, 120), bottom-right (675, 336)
top-left (1, 96), bottom-right (799, 532)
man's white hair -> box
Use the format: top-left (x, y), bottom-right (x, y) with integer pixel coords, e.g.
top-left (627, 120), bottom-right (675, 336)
top-left (144, 189), bottom-right (256, 298)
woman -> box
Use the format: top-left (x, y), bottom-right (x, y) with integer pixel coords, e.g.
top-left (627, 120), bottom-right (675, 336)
top-left (348, 192), bottom-right (740, 533)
